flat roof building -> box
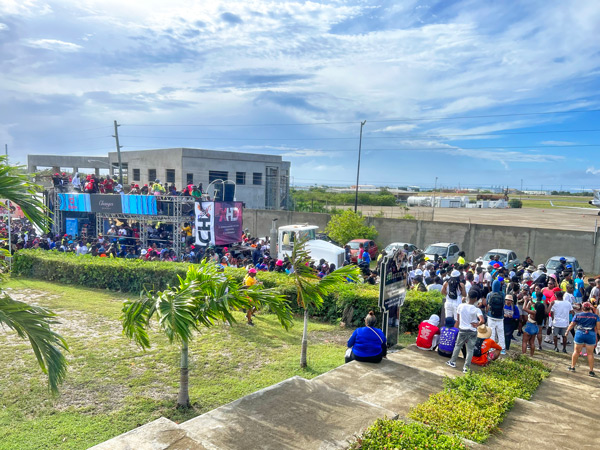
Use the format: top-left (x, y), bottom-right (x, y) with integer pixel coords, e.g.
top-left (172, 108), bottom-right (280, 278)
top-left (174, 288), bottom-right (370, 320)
top-left (28, 148), bottom-right (291, 210)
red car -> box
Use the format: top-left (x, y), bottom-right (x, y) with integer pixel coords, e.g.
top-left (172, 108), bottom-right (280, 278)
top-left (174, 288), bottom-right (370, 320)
top-left (347, 239), bottom-right (378, 263)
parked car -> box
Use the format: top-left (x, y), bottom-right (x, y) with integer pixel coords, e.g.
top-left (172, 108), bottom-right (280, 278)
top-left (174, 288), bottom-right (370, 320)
top-left (347, 239), bottom-right (378, 263)
top-left (423, 242), bottom-right (461, 264)
top-left (481, 249), bottom-right (520, 267)
top-left (545, 256), bottom-right (582, 276)
top-left (384, 242), bottom-right (419, 254)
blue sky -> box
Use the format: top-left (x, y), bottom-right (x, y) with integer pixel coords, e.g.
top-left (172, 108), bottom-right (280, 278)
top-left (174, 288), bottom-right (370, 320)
top-left (2, 0), bottom-right (600, 190)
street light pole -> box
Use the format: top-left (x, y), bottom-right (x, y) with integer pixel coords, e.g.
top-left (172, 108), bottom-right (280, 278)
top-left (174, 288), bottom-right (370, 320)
top-left (112, 120), bottom-right (123, 185)
top-left (432, 176), bottom-right (438, 221)
top-left (354, 120), bottom-right (367, 213)
top-left (5, 144), bottom-right (12, 267)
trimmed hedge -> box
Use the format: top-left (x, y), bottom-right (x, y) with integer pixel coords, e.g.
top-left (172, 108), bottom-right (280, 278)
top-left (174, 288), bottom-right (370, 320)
top-left (408, 355), bottom-right (551, 443)
top-left (12, 249), bottom-right (442, 329)
top-left (351, 355), bottom-right (551, 448)
top-left (350, 419), bottom-right (465, 450)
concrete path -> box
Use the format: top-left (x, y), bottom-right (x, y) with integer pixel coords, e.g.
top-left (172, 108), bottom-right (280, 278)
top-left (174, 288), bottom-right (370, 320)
top-left (90, 345), bottom-right (600, 450)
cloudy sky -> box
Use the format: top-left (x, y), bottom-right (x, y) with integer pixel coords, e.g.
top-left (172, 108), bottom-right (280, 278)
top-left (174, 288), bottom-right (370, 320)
top-left (2, 0), bottom-right (600, 189)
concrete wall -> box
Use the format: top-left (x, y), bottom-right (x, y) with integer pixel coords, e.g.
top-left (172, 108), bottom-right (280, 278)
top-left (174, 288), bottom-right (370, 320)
top-left (108, 148), bottom-right (290, 210)
top-left (245, 208), bottom-right (600, 273)
top-left (27, 155), bottom-right (109, 175)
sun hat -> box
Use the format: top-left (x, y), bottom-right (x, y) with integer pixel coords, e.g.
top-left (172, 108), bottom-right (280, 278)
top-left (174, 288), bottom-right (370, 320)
top-left (451, 269), bottom-right (460, 277)
top-left (140, 249), bottom-right (148, 255)
top-left (505, 294), bottom-right (514, 302)
top-left (248, 268), bottom-right (257, 274)
top-left (477, 324), bottom-right (492, 339)
top-left (537, 264), bottom-right (545, 270)
top-left (276, 259), bottom-right (284, 267)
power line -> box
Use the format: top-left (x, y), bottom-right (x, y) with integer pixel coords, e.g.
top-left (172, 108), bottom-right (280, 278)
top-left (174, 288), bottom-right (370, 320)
top-left (122, 108), bottom-right (600, 128)
top-left (119, 128), bottom-right (600, 142)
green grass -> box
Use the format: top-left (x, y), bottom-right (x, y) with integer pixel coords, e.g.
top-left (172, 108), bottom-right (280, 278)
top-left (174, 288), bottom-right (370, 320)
top-left (0, 278), bottom-right (350, 450)
top-left (520, 195), bottom-right (594, 209)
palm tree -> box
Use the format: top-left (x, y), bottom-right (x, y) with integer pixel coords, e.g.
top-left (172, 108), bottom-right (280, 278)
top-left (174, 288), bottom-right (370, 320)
top-left (0, 156), bottom-right (68, 393)
top-left (288, 237), bottom-right (360, 368)
top-left (121, 262), bottom-right (293, 408)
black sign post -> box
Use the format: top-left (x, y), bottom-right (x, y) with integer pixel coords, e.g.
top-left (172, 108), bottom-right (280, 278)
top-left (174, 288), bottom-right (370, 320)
top-left (378, 249), bottom-right (408, 347)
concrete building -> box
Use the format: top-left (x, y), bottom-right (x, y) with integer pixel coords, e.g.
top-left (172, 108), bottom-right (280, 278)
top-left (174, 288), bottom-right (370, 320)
top-left (27, 148), bottom-right (291, 210)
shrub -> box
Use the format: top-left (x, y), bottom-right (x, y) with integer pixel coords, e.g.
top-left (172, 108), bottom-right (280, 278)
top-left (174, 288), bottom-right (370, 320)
top-left (407, 356), bottom-right (551, 443)
top-left (400, 290), bottom-right (444, 332)
top-left (12, 250), bottom-right (443, 331)
top-left (350, 418), bottom-right (465, 450)
top-left (508, 198), bottom-right (522, 208)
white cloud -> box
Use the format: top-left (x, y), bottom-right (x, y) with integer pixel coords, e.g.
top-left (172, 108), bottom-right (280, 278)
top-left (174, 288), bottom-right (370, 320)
top-left (0, 23), bottom-right (8, 31)
top-left (373, 124), bottom-right (418, 133)
top-left (541, 140), bottom-right (576, 146)
top-left (586, 167), bottom-right (600, 175)
top-left (24, 39), bottom-right (83, 52)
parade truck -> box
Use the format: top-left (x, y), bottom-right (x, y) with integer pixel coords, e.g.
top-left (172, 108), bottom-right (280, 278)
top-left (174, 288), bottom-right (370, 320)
top-left (277, 224), bottom-right (345, 268)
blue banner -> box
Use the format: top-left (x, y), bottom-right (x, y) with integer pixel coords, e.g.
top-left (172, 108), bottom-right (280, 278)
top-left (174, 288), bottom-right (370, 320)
top-left (65, 218), bottom-right (79, 237)
top-left (58, 193), bottom-right (91, 212)
top-left (121, 194), bottom-right (157, 215)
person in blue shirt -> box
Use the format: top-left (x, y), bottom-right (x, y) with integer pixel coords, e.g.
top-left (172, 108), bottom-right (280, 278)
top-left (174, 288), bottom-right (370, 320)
top-left (437, 317), bottom-right (464, 358)
top-left (574, 269), bottom-right (585, 302)
top-left (345, 311), bottom-right (386, 363)
top-left (503, 294), bottom-right (520, 351)
top-left (566, 302), bottom-right (600, 377)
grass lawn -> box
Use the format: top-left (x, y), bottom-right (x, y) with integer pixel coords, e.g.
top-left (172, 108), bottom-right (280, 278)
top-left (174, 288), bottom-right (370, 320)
top-left (520, 195), bottom-right (594, 209)
top-left (0, 278), bottom-right (351, 450)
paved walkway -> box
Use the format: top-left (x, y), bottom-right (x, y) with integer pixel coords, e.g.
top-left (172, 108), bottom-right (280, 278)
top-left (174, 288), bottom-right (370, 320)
top-left (91, 344), bottom-right (600, 450)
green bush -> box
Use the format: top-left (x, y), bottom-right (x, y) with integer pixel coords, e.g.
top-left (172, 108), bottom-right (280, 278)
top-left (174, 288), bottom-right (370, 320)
top-left (350, 418), bottom-right (465, 450)
top-left (508, 198), bottom-right (523, 208)
top-left (12, 250), bottom-right (443, 330)
top-left (407, 355), bottom-right (551, 443)
top-left (400, 290), bottom-right (444, 332)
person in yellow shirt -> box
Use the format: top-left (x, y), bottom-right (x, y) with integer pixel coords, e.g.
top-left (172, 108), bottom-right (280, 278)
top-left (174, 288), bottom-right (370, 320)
top-left (457, 251), bottom-right (466, 266)
top-left (244, 268), bottom-right (259, 326)
top-left (182, 222), bottom-right (193, 245)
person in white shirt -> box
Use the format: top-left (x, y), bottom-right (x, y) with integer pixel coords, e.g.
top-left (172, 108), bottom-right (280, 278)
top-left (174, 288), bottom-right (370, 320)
top-left (551, 291), bottom-right (572, 353)
top-left (427, 276), bottom-right (443, 292)
top-left (441, 270), bottom-right (467, 321)
top-left (446, 290), bottom-right (484, 373)
top-left (76, 241), bottom-right (88, 255)
top-left (564, 284), bottom-right (576, 306)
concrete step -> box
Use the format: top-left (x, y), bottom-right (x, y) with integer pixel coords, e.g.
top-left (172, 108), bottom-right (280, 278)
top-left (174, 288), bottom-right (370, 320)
top-left (179, 376), bottom-right (396, 450)
top-left (310, 356), bottom-right (443, 416)
top-left (89, 417), bottom-right (207, 450)
top-left (486, 396), bottom-right (600, 449)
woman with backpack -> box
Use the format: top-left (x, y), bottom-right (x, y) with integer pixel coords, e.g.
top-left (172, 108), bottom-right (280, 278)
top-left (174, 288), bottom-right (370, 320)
top-left (486, 278), bottom-right (506, 354)
top-left (522, 297), bottom-right (547, 356)
top-left (471, 324), bottom-right (502, 366)
top-left (441, 270), bottom-right (466, 321)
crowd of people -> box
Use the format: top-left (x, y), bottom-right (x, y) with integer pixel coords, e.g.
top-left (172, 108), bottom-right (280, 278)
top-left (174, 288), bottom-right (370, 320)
top-left (403, 252), bottom-right (599, 376)
top-left (51, 172), bottom-right (206, 198)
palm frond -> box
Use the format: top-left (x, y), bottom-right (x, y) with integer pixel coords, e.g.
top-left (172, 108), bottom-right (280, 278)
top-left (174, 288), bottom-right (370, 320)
top-left (0, 156), bottom-right (51, 232)
top-left (0, 293), bottom-right (68, 393)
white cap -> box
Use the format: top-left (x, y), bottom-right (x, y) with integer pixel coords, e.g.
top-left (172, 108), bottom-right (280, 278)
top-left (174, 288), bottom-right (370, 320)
top-left (451, 270), bottom-right (461, 277)
top-left (415, 269), bottom-right (423, 276)
top-left (523, 272), bottom-right (531, 280)
top-left (537, 264), bottom-right (545, 270)
top-left (141, 249), bottom-right (148, 255)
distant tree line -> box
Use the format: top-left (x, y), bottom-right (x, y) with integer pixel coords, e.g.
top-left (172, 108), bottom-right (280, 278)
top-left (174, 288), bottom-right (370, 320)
top-left (291, 187), bottom-right (397, 212)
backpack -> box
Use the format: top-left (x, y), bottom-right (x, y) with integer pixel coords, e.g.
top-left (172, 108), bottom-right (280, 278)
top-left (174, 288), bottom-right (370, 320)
top-left (534, 301), bottom-right (546, 325)
top-left (448, 278), bottom-right (459, 300)
top-left (473, 337), bottom-right (485, 357)
top-left (488, 292), bottom-right (505, 319)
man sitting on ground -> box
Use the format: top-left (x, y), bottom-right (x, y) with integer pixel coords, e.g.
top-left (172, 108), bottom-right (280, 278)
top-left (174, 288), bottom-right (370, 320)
top-left (437, 317), bottom-right (462, 358)
top-left (471, 324), bottom-right (502, 366)
top-left (416, 314), bottom-right (441, 351)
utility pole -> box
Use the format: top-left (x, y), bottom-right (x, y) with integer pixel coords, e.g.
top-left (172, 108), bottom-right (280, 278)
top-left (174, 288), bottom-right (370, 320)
top-left (112, 120), bottom-right (123, 185)
top-left (432, 176), bottom-right (438, 220)
top-left (520, 178), bottom-right (523, 202)
top-left (354, 120), bottom-right (367, 213)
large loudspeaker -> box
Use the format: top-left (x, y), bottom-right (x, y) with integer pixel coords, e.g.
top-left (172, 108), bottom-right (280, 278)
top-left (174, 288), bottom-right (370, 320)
top-left (224, 183), bottom-right (235, 201)
top-left (213, 183), bottom-right (224, 201)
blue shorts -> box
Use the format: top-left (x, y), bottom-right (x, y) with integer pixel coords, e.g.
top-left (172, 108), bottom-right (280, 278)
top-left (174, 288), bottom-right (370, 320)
top-left (524, 323), bottom-right (539, 336)
top-left (574, 330), bottom-right (597, 346)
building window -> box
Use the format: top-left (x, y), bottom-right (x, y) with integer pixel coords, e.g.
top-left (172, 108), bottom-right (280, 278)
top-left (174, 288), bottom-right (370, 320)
top-left (166, 169), bottom-right (175, 183)
top-left (236, 172), bottom-right (246, 185)
top-left (186, 173), bottom-right (193, 185)
top-left (148, 168), bottom-right (156, 182)
top-left (253, 172), bottom-right (262, 185)
top-left (209, 170), bottom-right (228, 183)
top-left (132, 168), bottom-right (140, 181)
